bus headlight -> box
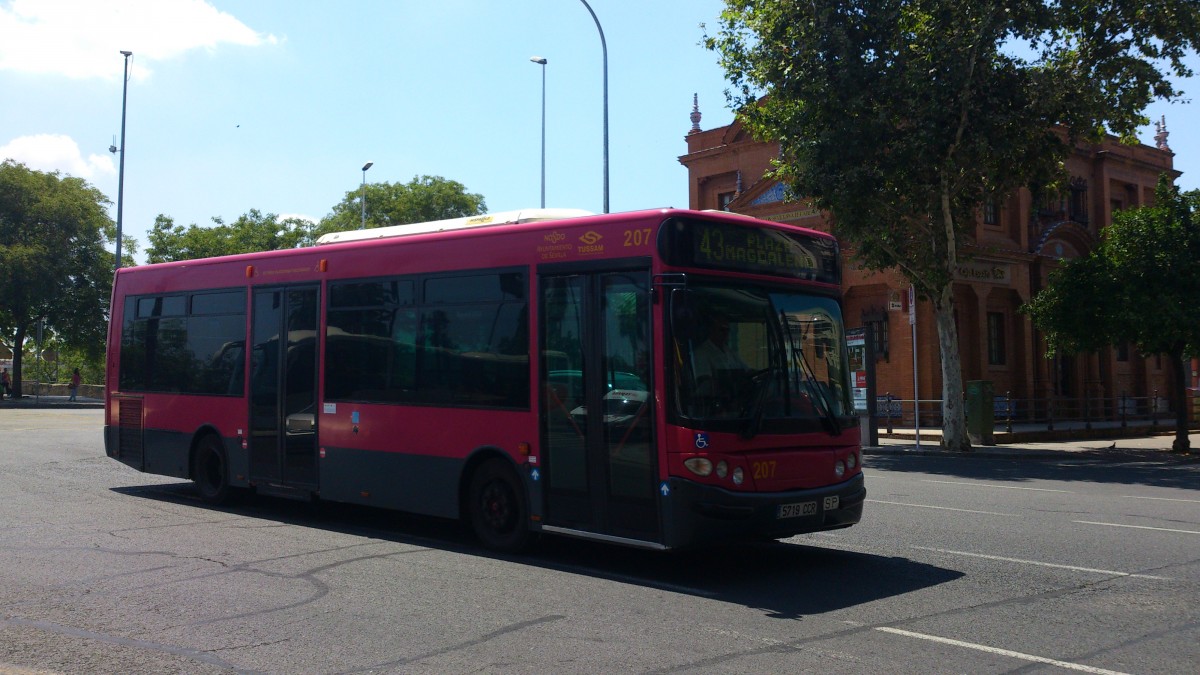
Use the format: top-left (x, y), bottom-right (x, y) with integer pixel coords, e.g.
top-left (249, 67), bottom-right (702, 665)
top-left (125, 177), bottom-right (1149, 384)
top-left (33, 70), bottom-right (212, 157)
top-left (715, 461), bottom-right (728, 479)
top-left (834, 460), bottom-right (846, 478)
top-left (846, 452), bottom-right (857, 470)
top-left (732, 467), bottom-right (744, 485)
top-left (684, 457), bottom-right (713, 477)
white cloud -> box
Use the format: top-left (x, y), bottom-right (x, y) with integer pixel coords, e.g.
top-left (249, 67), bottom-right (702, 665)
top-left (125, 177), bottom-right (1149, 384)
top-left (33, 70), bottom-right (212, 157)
top-left (0, 0), bottom-right (278, 80)
top-left (0, 134), bottom-right (115, 179)
top-left (278, 213), bottom-right (318, 224)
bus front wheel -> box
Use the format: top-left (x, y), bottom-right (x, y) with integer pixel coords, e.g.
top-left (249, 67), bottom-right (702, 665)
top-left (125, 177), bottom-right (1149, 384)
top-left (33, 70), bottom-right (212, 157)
top-left (468, 459), bottom-right (530, 553)
top-left (192, 434), bottom-right (232, 505)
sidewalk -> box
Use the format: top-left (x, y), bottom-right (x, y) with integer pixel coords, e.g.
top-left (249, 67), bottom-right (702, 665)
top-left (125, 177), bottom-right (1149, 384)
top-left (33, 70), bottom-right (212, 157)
top-left (866, 425), bottom-right (1198, 459)
top-left (0, 394), bottom-right (104, 409)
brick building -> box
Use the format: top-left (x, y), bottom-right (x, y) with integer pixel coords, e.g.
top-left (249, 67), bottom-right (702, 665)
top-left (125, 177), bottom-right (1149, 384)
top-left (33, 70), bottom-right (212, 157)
top-left (679, 97), bottom-right (1184, 422)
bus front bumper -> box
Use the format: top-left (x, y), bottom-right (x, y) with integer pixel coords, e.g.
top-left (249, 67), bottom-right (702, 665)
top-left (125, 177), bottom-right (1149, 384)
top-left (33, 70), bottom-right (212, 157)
top-left (664, 472), bottom-right (865, 548)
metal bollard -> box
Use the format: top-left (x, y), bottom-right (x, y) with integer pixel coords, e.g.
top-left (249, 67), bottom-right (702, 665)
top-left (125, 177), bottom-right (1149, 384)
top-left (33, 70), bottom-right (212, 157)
top-left (1152, 389), bottom-right (1158, 426)
top-left (1121, 392), bottom-right (1127, 428)
top-left (886, 393), bottom-right (893, 434)
top-left (1005, 391), bottom-right (1013, 433)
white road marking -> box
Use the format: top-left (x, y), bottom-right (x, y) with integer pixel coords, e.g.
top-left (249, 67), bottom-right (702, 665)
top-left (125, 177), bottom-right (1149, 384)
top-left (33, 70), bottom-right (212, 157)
top-left (1120, 495), bottom-right (1200, 504)
top-left (912, 546), bottom-right (1171, 580)
top-left (875, 627), bottom-right (1132, 675)
top-left (867, 499), bottom-right (1016, 516)
top-left (923, 479), bottom-right (1071, 493)
top-left (1073, 520), bottom-right (1200, 535)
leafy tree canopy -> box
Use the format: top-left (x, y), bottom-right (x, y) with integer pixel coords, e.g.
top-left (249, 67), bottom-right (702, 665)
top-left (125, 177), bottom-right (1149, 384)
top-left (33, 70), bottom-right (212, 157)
top-left (1026, 180), bottom-right (1200, 358)
top-left (313, 175), bottom-right (486, 239)
top-left (144, 210), bottom-right (316, 263)
top-left (1025, 177), bottom-right (1200, 451)
top-left (706, 0), bottom-right (1200, 450)
top-left (0, 160), bottom-right (114, 393)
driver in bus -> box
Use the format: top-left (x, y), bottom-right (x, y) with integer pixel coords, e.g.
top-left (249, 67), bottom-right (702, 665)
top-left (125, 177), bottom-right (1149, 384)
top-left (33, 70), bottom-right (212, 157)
top-left (691, 315), bottom-right (749, 388)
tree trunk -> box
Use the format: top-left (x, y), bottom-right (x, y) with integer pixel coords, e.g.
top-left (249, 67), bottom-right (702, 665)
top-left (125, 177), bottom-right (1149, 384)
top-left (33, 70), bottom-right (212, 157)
top-left (933, 286), bottom-right (972, 451)
top-left (1169, 348), bottom-right (1191, 453)
top-left (11, 324), bottom-right (26, 398)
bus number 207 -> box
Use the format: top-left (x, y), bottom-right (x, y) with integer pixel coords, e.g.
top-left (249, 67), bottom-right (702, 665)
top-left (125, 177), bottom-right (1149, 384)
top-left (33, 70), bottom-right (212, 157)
top-left (752, 461), bottom-right (776, 480)
top-left (624, 228), bottom-right (652, 247)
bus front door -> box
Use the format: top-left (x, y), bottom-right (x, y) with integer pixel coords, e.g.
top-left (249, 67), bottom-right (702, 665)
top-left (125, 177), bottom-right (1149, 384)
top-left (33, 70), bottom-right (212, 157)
top-left (540, 266), bottom-right (659, 544)
top-left (249, 286), bottom-right (320, 490)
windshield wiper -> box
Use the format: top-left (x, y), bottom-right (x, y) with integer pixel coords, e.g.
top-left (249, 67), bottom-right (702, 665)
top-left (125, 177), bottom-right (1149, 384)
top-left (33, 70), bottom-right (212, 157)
top-left (740, 304), bottom-right (788, 439)
top-left (740, 366), bottom-right (777, 439)
top-left (779, 310), bottom-right (842, 435)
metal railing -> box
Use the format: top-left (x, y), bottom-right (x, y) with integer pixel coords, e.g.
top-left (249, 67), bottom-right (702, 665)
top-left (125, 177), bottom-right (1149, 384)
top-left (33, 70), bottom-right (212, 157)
top-left (875, 390), bottom-right (1178, 434)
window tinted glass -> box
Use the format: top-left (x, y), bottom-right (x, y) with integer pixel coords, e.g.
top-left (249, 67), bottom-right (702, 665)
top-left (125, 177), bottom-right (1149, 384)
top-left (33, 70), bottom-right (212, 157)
top-left (331, 280), bottom-right (413, 308)
top-left (137, 295), bottom-right (186, 318)
top-left (424, 272), bottom-right (524, 304)
top-left (326, 307), bottom-right (417, 401)
top-left (191, 290), bottom-right (245, 315)
top-left (119, 289), bottom-right (246, 395)
top-left (327, 269), bottom-right (528, 408)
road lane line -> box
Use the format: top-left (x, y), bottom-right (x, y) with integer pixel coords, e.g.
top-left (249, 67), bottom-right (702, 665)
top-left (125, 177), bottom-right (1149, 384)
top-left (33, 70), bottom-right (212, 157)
top-left (875, 627), bottom-right (1132, 675)
top-left (1073, 520), bottom-right (1200, 535)
top-left (912, 546), bottom-right (1171, 580)
top-left (923, 479), bottom-right (1071, 493)
top-left (867, 499), bottom-right (1016, 516)
top-left (1120, 495), bottom-right (1200, 504)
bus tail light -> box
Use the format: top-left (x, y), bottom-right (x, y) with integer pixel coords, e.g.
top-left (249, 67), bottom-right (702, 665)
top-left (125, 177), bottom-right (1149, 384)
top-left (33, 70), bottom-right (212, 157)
top-left (715, 461), bottom-right (728, 478)
top-left (846, 452), bottom-right (857, 470)
top-left (731, 467), bottom-right (744, 485)
top-left (684, 457), bottom-right (713, 477)
top-left (834, 461), bottom-right (846, 478)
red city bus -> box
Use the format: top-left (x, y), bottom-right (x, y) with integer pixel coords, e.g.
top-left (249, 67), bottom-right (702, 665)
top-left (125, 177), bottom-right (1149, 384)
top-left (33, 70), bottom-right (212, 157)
top-left (105, 208), bottom-right (864, 551)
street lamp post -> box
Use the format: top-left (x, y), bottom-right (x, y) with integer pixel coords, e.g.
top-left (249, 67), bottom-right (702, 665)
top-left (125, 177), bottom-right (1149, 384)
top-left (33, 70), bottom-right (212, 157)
top-left (578, 0), bottom-right (608, 213)
top-left (530, 56), bottom-right (547, 209)
top-left (111, 50), bottom-right (133, 271)
top-left (360, 161), bottom-right (373, 229)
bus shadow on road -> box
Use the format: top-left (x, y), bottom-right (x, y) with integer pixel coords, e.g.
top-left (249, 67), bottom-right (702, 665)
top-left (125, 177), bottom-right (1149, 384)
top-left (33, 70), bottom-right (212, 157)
top-left (112, 482), bottom-right (961, 618)
top-left (528, 536), bottom-right (964, 618)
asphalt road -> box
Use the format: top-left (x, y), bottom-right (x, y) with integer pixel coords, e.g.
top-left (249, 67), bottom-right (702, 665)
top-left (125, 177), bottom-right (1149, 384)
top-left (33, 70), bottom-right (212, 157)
top-left (1, 408), bottom-right (1197, 674)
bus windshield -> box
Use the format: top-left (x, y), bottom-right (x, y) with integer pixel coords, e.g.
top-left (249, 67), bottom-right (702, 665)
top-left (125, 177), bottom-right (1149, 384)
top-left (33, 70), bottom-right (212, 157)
top-left (671, 282), bottom-right (851, 437)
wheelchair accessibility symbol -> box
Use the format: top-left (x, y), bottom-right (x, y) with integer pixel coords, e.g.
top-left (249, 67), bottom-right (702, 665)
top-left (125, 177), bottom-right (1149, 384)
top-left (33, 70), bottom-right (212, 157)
top-left (694, 433), bottom-right (709, 449)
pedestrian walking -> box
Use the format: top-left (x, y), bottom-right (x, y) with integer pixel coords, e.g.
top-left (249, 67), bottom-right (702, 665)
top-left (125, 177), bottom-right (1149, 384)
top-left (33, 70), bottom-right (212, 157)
top-left (69, 368), bottom-right (81, 402)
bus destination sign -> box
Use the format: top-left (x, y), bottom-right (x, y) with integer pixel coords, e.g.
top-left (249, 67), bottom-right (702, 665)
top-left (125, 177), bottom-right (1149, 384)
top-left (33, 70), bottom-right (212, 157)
top-left (662, 217), bottom-right (840, 285)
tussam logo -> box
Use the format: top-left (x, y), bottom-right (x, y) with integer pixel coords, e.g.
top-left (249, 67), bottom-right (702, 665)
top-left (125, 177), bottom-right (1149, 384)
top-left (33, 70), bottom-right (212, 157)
top-left (579, 231), bottom-right (602, 245)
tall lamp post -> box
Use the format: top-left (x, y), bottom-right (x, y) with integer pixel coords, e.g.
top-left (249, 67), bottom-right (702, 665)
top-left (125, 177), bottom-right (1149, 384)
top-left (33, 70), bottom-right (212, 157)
top-left (578, 0), bottom-right (608, 213)
top-left (360, 161), bottom-right (373, 229)
top-left (530, 56), bottom-right (547, 208)
top-left (111, 50), bottom-right (133, 271)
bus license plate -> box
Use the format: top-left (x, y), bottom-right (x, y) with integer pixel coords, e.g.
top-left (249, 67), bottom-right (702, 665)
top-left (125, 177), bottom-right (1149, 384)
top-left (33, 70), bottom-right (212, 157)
top-left (777, 501), bottom-right (817, 518)
top-left (824, 495), bottom-right (839, 510)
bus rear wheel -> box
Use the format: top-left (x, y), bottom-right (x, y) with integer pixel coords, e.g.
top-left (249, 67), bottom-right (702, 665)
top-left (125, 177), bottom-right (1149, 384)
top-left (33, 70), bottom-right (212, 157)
top-left (468, 459), bottom-right (530, 553)
top-left (192, 434), bottom-right (232, 505)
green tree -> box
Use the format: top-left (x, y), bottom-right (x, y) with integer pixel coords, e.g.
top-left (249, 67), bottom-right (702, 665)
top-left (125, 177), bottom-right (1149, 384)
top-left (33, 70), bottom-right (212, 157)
top-left (1026, 177), bottom-right (1200, 453)
top-left (0, 160), bottom-right (114, 396)
top-left (145, 209), bottom-right (315, 263)
top-left (313, 175), bottom-right (486, 239)
top-left (707, 0), bottom-right (1200, 450)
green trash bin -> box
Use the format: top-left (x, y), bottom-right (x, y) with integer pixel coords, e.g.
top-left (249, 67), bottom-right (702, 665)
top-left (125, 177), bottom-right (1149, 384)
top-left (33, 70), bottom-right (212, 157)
top-left (966, 380), bottom-right (995, 446)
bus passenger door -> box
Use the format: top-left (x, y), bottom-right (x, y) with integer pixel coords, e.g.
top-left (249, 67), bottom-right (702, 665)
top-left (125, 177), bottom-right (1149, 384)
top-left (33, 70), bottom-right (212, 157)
top-left (249, 286), bottom-right (320, 489)
top-left (540, 266), bottom-right (658, 543)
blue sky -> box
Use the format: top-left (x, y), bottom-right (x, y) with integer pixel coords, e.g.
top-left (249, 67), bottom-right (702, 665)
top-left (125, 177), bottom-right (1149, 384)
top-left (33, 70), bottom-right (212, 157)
top-left (2, 0), bottom-right (1197, 265)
